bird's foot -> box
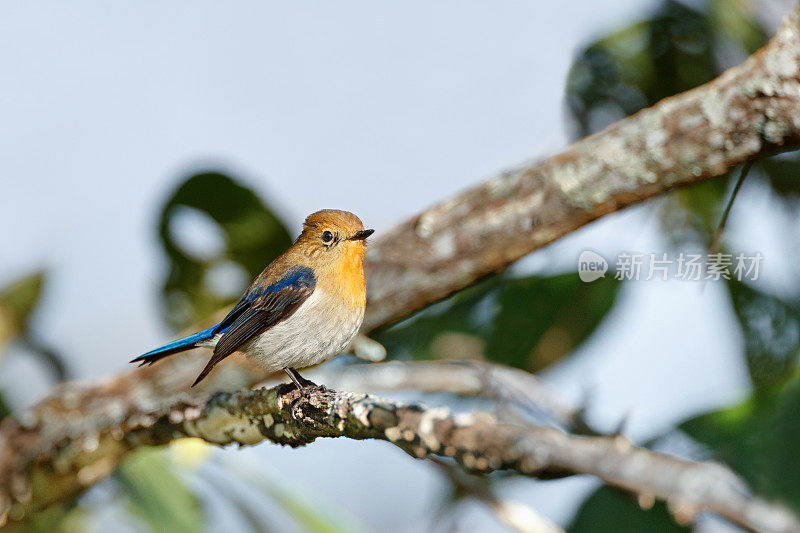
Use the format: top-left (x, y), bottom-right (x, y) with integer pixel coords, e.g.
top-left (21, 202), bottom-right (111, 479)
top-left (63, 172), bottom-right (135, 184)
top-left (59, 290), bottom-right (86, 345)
top-left (284, 368), bottom-right (330, 419)
top-left (290, 385), bottom-right (327, 419)
top-left (299, 383), bottom-right (327, 394)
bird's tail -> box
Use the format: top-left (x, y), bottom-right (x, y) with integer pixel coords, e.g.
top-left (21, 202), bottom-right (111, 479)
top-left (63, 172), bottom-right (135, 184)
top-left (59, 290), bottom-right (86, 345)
top-left (130, 325), bottom-right (218, 367)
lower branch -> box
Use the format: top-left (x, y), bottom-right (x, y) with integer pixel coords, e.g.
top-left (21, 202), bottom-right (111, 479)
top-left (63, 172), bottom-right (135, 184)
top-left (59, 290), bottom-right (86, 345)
top-left (8, 383), bottom-right (795, 532)
top-left (317, 360), bottom-right (580, 428)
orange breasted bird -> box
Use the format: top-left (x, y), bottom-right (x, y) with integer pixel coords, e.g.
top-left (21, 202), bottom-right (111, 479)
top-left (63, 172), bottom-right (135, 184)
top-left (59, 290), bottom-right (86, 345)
top-left (131, 209), bottom-right (374, 390)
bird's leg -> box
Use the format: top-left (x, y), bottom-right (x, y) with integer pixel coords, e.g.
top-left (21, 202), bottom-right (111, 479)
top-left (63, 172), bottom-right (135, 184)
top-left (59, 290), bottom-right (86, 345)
top-left (283, 367), bottom-right (326, 393)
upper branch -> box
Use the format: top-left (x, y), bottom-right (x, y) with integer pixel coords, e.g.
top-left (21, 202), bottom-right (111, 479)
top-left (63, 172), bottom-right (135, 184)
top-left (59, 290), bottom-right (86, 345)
top-left (363, 5), bottom-right (800, 329)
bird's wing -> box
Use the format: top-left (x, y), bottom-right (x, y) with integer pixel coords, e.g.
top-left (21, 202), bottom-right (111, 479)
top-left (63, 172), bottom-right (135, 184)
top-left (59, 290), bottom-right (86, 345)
top-left (192, 265), bottom-right (316, 386)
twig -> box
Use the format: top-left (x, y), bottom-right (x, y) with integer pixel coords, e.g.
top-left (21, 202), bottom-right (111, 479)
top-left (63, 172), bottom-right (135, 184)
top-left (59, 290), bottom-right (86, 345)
top-left (317, 360), bottom-right (580, 428)
top-left (709, 159), bottom-right (755, 252)
top-left (430, 457), bottom-right (566, 533)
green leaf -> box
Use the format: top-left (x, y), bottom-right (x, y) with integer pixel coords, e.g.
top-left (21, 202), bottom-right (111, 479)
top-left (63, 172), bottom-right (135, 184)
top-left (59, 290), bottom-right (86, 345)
top-left (225, 459), bottom-right (362, 533)
top-left (569, 486), bottom-right (690, 533)
top-left (758, 152), bottom-right (800, 199)
top-left (23, 501), bottom-right (87, 533)
top-left (0, 271), bottom-right (69, 382)
top-left (0, 271), bottom-right (45, 343)
top-left (116, 448), bottom-right (203, 533)
top-left (565, 1), bottom-right (720, 139)
top-left (376, 277), bottom-right (499, 362)
top-left (487, 273), bottom-right (619, 371)
top-left (0, 391), bottom-right (10, 422)
top-left (727, 279), bottom-right (800, 387)
top-left (158, 172), bottom-right (292, 331)
top-left (680, 373), bottom-right (800, 515)
top-left (377, 273), bottom-right (619, 372)
top-left (709, 0), bottom-right (769, 55)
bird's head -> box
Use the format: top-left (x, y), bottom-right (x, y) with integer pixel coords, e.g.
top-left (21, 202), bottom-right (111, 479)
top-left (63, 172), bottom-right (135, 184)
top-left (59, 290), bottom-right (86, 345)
top-left (295, 209), bottom-right (374, 265)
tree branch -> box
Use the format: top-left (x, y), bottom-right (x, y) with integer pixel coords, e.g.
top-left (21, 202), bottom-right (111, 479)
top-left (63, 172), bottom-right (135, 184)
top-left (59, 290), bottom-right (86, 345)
top-left (429, 456), bottom-right (566, 533)
top-left (2, 3), bottom-right (800, 529)
top-left (93, 385), bottom-right (800, 532)
top-left (363, 4), bottom-right (800, 329)
top-left (317, 360), bottom-right (581, 428)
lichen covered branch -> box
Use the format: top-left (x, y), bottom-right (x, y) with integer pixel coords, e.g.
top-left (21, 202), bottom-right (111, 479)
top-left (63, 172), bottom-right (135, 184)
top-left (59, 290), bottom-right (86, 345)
top-left (363, 5), bottom-right (800, 329)
top-left (128, 385), bottom-right (800, 533)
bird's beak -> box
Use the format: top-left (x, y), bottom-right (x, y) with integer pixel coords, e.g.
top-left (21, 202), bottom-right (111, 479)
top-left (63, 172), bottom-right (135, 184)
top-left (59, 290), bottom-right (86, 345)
top-left (350, 229), bottom-right (375, 241)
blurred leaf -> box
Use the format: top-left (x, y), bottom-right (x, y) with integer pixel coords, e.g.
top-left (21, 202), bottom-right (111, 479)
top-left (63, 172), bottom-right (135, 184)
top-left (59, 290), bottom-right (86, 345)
top-left (377, 273), bottom-right (619, 372)
top-left (727, 280), bottom-right (800, 387)
top-left (759, 152), bottom-right (800, 199)
top-left (680, 371), bottom-right (800, 514)
top-left (0, 392), bottom-right (10, 422)
top-left (487, 274), bottom-right (619, 370)
top-left (0, 271), bottom-right (45, 346)
top-left (18, 501), bottom-right (87, 533)
top-left (566, 1), bottom-right (718, 138)
top-left (376, 277), bottom-right (499, 362)
top-left (158, 172), bottom-right (292, 331)
top-left (225, 459), bottom-right (361, 533)
top-left (0, 271), bottom-right (69, 382)
top-left (669, 178), bottom-right (730, 245)
top-left (709, 0), bottom-right (769, 55)
top-left (116, 448), bottom-right (203, 533)
top-left (569, 486), bottom-right (689, 533)
top-left (20, 338), bottom-right (69, 382)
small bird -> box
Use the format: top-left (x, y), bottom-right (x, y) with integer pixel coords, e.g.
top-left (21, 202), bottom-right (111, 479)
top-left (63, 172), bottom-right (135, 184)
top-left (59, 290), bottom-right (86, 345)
top-left (131, 209), bottom-right (374, 390)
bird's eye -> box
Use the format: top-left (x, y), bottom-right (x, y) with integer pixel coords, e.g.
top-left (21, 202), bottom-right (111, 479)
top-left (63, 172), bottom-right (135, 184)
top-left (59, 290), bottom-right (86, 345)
top-left (321, 231), bottom-right (334, 243)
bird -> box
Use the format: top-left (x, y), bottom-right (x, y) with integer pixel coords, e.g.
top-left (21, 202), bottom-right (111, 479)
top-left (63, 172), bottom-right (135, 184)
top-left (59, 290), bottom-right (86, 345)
top-left (131, 209), bottom-right (374, 391)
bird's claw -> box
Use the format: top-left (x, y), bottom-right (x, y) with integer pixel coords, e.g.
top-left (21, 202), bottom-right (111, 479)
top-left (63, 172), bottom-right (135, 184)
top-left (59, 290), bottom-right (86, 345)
top-left (290, 383), bottom-right (328, 420)
top-left (300, 383), bottom-right (327, 394)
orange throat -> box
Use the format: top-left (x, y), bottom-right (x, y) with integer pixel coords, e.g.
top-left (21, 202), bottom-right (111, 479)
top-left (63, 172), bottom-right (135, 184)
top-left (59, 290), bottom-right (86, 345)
top-left (323, 245), bottom-right (367, 308)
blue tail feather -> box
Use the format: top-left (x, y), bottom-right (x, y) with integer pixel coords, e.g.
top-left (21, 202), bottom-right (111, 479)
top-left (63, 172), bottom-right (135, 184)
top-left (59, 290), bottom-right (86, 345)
top-left (130, 324), bottom-right (219, 366)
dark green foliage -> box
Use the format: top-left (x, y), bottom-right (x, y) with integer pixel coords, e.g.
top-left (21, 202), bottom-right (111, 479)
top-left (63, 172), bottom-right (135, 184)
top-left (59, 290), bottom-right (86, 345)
top-left (569, 486), bottom-right (690, 533)
top-left (680, 373), bottom-right (800, 515)
top-left (376, 278), bottom-right (500, 362)
top-left (565, 0), bottom-right (766, 139)
top-left (158, 171), bottom-right (292, 331)
top-left (0, 271), bottom-right (68, 390)
top-left (0, 393), bottom-right (9, 422)
top-left (377, 273), bottom-right (619, 372)
top-left (759, 152), bottom-right (800, 199)
top-left (0, 271), bottom-right (45, 334)
top-left (487, 274), bottom-right (619, 370)
top-left (727, 280), bottom-right (800, 387)
top-left (116, 449), bottom-right (203, 533)
top-left (566, 1), bottom-right (716, 138)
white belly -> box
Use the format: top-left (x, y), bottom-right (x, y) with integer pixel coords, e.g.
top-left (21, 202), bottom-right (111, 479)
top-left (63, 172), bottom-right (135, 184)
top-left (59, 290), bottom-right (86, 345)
top-left (230, 289), bottom-right (364, 372)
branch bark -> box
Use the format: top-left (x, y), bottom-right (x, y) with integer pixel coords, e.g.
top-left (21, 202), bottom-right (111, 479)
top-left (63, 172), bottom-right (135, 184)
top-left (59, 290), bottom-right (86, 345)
top-left (60, 384), bottom-right (800, 532)
top-left (317, 360), bottom-right (583, 429)
top-left (363, 5), bottom-right (800, 329)
top-left (2, 3), bottom-right (800, 530)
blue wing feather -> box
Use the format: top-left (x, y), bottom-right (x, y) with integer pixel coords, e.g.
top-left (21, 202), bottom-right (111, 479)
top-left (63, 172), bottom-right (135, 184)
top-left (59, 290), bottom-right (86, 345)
top-left (191, 265), bottom-right (316, 385)
top-left (130, 265), bottom-right (317, 379)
